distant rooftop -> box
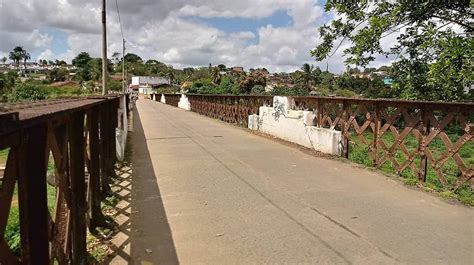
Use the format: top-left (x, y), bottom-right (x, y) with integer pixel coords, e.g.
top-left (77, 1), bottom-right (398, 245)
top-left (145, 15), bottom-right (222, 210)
top-left (131, 76), bottom-right (170, 86)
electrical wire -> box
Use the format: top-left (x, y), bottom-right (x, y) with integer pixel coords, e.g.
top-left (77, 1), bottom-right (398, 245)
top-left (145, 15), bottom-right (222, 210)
top-left (115, 0), bottom-right (125, 40)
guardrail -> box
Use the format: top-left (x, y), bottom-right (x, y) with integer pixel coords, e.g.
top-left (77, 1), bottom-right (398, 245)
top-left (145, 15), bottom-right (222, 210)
top-left (162, 94), bottom-right (180, 107)
top-left (0, 95), bottom-right (127, 264)
top-left (187, 94), bottom-right (273, 126)
top-left (154, 94), bottom-right (473, 191)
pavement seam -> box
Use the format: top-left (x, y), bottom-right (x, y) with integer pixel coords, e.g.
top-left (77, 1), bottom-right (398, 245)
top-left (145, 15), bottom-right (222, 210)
top-left (153, 102), bottom-right (354, 264)
top-left (155, 101), bottom-right (402, 263)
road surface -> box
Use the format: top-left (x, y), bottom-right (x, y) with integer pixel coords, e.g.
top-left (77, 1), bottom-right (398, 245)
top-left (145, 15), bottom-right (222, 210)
top-left (128, 99), bottom-right (473, 265)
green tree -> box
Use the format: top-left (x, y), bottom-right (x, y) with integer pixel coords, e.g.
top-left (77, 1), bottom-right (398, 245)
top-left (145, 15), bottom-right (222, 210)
top-left (166, 68), bottom-right (175, 84)
top-left (312, 0), bottom-right (472, 101)
top-left (300, 63), bottom-right (314, 88)
top-left (48, 68), bottom-right (69, 82)
top-left (210, 67), bottom-right (221, 85)
top-left (72, 52), bottom-right (92, 68)
top-left (250, 85), bottom-right (266, 95)
top-left (9, 46), bottom-right (24, 72)
top-left (87, 58), bottom-right (113, 81)
top-left (112, 52), bottom-right (121, 66)
top-left (217, 64), bottom-right (227, 71)
top-left (217, 76), bottom-right (236, 94)
top-left (1, 57), bottom-right (6, 65)
top-left (124, 53), bottom-right (143, 64)
top-left (8, 83), bottom-right (47, 101)
top-left (189, 79), bottom-right (216, 94)
top-left (22, 51), bottom-right (30, 77)
top-left (0, 71), bottom-right (17, 101)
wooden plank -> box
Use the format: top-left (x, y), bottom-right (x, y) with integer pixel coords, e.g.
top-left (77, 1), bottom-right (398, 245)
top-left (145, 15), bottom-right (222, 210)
top-left (0, 149), bottom-right (18, 237)
top-left (100, 104), bottom-right (112, 198)
top-left (87, 108), bottom-right (107, 230)
top-left (69, 111), bottom-right (87, 265)
top-left (17, 123), bottom-right (50, 264)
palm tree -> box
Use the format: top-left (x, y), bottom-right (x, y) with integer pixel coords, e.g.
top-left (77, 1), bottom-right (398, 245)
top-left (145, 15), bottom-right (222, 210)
top-left (9, 46), bottom-right (24, 73)
top-left (211, 67), bottom-right (221, 85)
top-left (301, 63), bottom-right (314, 88)
top-left (166, 69), bottom-right (175, 84)
top-left (22, 51), bottom-right (31, 77)
top-left (112, 52), bottom-right (120, 66)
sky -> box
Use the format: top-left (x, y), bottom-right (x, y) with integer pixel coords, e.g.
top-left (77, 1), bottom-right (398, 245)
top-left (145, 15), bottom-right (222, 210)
top-left (0, 0), bottom-right (396, 73)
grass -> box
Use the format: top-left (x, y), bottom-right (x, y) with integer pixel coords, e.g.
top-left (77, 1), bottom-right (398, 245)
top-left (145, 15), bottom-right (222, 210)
top-left (348, 130), bottom-right (474, 206)
top-left (1, 152), bottom-right (59, 253)
top-left (5, 184), bottom-right (57, 253)
top-left (0, 148), bottom-right (8, 166)
top-left (2, 151), bottom-right (115, 260)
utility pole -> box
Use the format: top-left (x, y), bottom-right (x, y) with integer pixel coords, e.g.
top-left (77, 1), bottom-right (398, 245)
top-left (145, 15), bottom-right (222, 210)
top-left (122, 39), bottom-right (126, 93)
top-left (102, 0), bottom-right (108, 95)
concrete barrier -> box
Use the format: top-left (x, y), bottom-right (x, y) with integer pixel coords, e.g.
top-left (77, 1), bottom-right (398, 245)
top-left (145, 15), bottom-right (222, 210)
top-left (249, 96), bottom-right (342, 155)
top-left (178, 94), bottom-right (191, 110)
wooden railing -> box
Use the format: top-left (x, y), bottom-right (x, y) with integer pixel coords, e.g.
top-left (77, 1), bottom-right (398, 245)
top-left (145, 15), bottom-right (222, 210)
top-left (187, 94), bottom-right (272, 127)
top-left (0, 95), bottom-right (127, 264)
top-left (156, 94), bottom-right (473, 191)
top-left (162, 94), bottom-right (180, 107)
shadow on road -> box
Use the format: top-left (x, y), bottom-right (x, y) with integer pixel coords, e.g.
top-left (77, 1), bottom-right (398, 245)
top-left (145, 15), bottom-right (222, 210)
top-left (104, 108), bottom-right (179, 264)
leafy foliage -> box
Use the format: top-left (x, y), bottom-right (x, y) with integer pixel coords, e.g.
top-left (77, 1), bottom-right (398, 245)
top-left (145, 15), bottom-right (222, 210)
top-left (8, 83), bottom-right (47, 101)
top-left (48, 67), bottom-right (69, 82)
top-left (0, 71), bottom-right (18, 101)
top-left (312, 0), bottom-right (473, 101)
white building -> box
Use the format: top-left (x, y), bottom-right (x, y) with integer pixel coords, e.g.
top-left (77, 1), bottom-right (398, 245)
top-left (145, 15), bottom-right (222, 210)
top-left (130, 76), bottom-right (170, 94)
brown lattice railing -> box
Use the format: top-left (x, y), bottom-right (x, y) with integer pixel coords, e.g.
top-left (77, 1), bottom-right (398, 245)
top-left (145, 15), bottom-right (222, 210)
top-left (162, 94), bottom-right (180, 107)
top-left (155, 94), bottom-right (473, 191)
top-left (0, 95), bottom-right (126, 264)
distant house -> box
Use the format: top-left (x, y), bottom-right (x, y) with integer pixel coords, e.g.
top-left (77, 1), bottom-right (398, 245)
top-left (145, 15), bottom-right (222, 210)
top-left (130, 76), bottom-right (170, 94)
top-left (260, 68), bottom-right (270, 76)
top-left (231, 66), bottom-right (244, 73)
top-left (383, 76), bottom-right (393, 86)
top-left (351, 73), bottom-right (371, 79)
top-left (370, 71), bottom-right (393, 86)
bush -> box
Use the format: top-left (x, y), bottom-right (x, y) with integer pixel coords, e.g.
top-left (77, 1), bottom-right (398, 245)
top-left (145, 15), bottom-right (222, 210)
top-left (48, 68), bottom-right (69, 83)
top-left (154, 86), bottom-right (180, 94)
top-left (334, 88), bottom-right (357, 97)
top-left (108, 79), bottom-right (123, 91)
top-left (47, 86), bottom-right (83, 97)
top-left (217, 76), bottom-right (235, 94)
top-left (250, 85), bottom-right (266, 95)
top-left (8, 83), bottom-right (47, 101)
top-left (271, 86), bottom-right (309, 96)
top-left (188, 79), bottom-right (217, 94)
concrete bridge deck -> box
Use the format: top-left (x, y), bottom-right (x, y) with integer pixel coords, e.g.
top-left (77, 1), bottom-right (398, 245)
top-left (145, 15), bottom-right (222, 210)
top-left (128, 99), bottom-right (473, 265)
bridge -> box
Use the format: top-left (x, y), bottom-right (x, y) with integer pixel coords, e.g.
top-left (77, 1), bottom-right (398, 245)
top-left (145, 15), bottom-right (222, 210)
top-left (0, 94), bottom-right (472, 264)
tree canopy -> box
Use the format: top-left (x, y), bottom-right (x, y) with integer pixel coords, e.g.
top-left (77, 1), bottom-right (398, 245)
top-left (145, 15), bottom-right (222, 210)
top-left (312, 0), bottom-right (473, 101)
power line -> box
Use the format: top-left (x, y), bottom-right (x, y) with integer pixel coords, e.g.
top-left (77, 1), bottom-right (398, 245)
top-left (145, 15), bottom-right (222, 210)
top-left (114, 0), bottom-right (127, 93)
top-left (115, 0), bottom-right (125, 40)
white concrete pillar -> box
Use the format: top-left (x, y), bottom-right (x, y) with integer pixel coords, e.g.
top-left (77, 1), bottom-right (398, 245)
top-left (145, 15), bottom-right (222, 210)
top-left (178, 94), bottom-right (191, 111)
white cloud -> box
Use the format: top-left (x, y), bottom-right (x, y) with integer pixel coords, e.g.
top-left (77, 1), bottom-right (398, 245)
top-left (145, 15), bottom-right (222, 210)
top-left (27, 30), bottom-right (53, 48)
top-left (0, 0), bottom-right (392, 73)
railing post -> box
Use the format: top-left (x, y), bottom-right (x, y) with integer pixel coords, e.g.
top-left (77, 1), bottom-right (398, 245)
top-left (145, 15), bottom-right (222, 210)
top-left (373, 102), bottom-right (380, 167)
top-left (317, 98), bottom-right (323, 127)
top-left (418, 106), bottom-right (430, 182)
top-left (69, 111), bottom-right (87, 265)
top-left (87, 108), bottom-right (107, 230)
top-left (342, 100), bottom-right (350, 158)
top-left (109, 99), bottom-right (118, 166)
top-left (18, 123), bottom-right (50, 264)
top-left (100, 103), bottom-right (112, 198)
